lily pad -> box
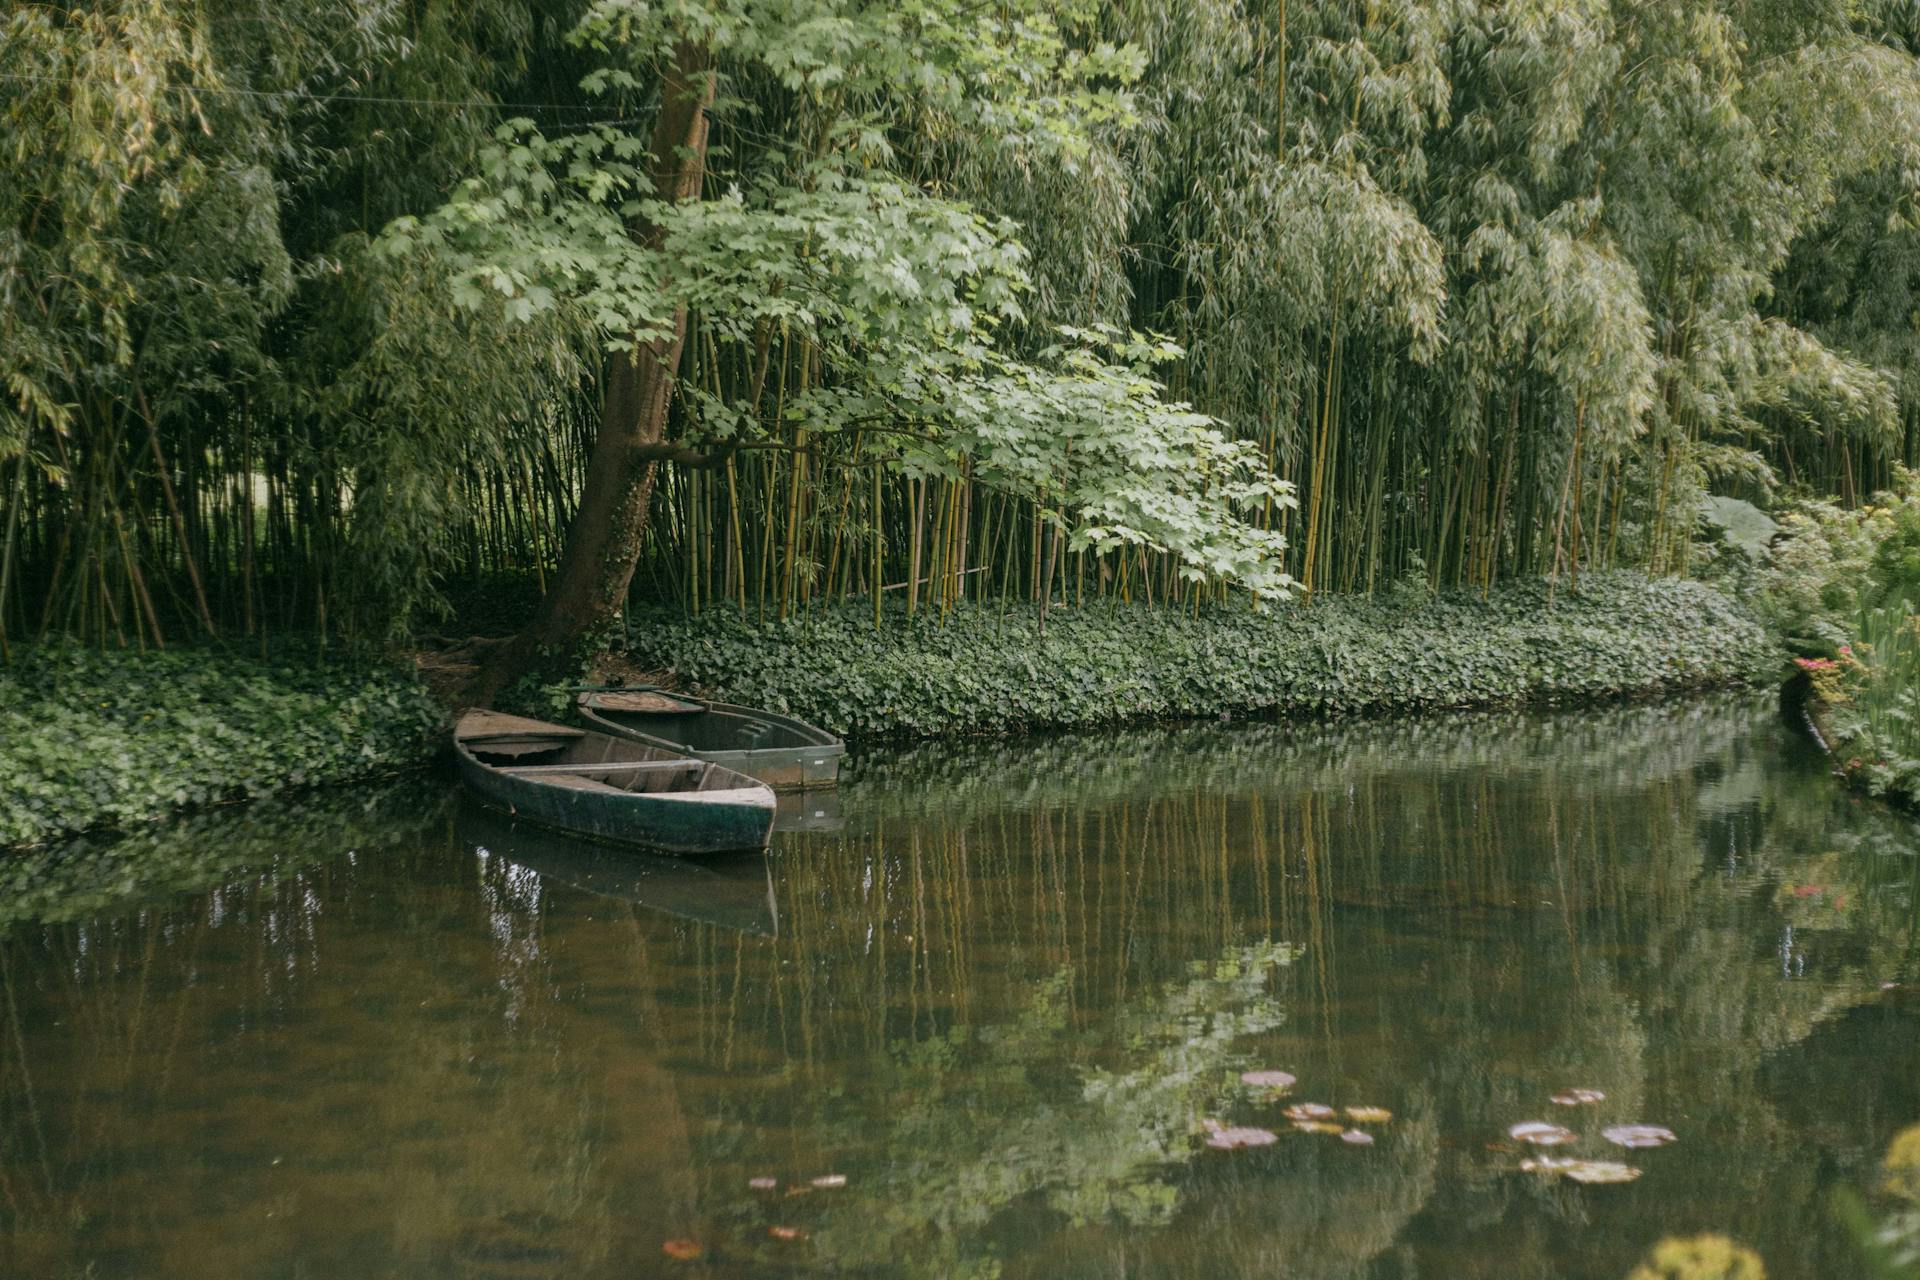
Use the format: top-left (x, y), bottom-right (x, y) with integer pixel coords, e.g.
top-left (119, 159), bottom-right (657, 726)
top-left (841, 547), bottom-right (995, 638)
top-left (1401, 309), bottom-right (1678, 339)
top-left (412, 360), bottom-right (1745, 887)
top-left (1602, 1124), bottom-right (1676, 1149)
top-left (662, 1239), bottom-right (704, 1261)
top-left (769, 1225), bottom-right (809, 1242)
top-left (810, 1174), bottom-right (848, 1189)
top-left (1344, 1106), bottom-right (1392, 1124)
top-left (1205, 1125), bottom-right (1279, 1150)
top-left (1521, 1157), bottom-right (1642, 1184)
top-left (1339, 1129), bottom-right (1376, 1145)
top-left (1293, 1120), bottom-right (1345, 1135)
top-left (1510, 1121), bottom-right (1577, 1146)
top-left (1551, 1089), bottom-right (1606, 1107)
top-left (1565, 1160), bottom-right (1642, 1184)
top-left (748, 1176), bottom-right (778, 1191)
top-left (1283, 1102), bottom-right (1336, 1121)
top-left (1240, 1069), bottom-right (1297, 1089)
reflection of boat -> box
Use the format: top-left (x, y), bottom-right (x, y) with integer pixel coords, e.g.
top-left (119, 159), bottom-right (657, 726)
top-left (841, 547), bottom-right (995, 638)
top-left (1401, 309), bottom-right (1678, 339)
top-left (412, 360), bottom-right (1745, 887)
top-left (775, 787), bottom-right (844, 834)
top-left (453, 709), bottom-right (775, 855)
top-left (576, 690), bottom-right (844, 791)
top-left (457, 801), bottom-right (780, 936)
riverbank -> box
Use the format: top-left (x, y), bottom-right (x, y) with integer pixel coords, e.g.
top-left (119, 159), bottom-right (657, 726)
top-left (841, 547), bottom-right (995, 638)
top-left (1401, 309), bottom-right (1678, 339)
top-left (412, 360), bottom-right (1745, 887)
top-left (1, 573), bottom-right (1775, 849)
top-left (622, 571), bottom-right (1777, 740)
top-left (0, 645), bottom-right (443, 849)
top-left (1794, 680), bottom-right (1920, 812)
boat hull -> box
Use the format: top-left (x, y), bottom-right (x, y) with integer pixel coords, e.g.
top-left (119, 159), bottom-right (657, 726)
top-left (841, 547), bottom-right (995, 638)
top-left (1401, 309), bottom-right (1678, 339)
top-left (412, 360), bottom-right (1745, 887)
top-left (453, 711), bottom-right (775, 856)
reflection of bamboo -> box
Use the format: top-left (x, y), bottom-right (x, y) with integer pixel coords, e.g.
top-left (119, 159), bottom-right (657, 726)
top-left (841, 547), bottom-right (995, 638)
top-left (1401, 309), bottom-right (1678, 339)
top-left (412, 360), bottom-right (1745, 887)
top-left (606, 904), bottom-right (703, 1238)
top-left (0, 949), bottom-right (54, 1197)
top-left (1298, 791), bottom-right (1334, 1044)
top-left (1548, 787), bottom-right (1582, 985)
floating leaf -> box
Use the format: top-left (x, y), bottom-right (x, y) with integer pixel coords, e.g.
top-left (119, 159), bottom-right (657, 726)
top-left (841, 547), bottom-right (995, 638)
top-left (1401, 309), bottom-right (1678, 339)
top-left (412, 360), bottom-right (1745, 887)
top-left (1565, 1161), bottom-right (1643, 1184)
top-left (748, 1176), bottom-right (778, 1191)
top-left (1205, 1125), bottom-right (1279, 1150)
top-left (810, 1174), bottom-right (847, 1189)
top-left (769, 1225), bottom-right (809, 1242)
top-left (1551, 1089), bottom-right (1606, 1107)
top-left (1340, 1129), bottom-right (1375, 1145)
top-left (1240, 1070), bottom-right (1297, 1089)
top-left (1283, 1103), bottom-right (1336, 1121)
top-left (1510, 1121), bottom-right (1577, 1146)
top-left (1603, 1125), bottom-right (1676, 1149)
top-left (1344, 1106), bottom-right (1392, 1124)
top-left (1521, 1157), bottom-right (1642, 1184)
top-left (662, 1238), bottom-right (703, 1261)
top-left (1293, 1120), bottom-right (1345, 1135)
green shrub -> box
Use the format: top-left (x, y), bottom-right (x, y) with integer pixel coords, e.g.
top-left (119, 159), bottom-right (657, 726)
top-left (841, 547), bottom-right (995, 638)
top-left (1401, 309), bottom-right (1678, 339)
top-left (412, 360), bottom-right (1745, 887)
top-left (0, 645), bottom-right (445, 848)
top-left (1752, 468), bottom-right (1920, 655)
top-left (1811, 606), bottom-right (1920, 810)
top-left (624, 572), bottom-right (1775, 742)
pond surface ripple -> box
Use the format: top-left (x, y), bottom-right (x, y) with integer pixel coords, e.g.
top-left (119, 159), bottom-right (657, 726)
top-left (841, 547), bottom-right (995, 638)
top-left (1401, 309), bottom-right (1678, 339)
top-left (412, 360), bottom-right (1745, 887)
top-left (3, 695), bottom-right (1918, 1278)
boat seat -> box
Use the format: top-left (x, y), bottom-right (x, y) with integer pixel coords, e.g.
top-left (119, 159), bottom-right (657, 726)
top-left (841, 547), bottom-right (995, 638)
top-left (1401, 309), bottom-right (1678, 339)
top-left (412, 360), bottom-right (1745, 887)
top-left (531, 772), bottom-right (630, 794)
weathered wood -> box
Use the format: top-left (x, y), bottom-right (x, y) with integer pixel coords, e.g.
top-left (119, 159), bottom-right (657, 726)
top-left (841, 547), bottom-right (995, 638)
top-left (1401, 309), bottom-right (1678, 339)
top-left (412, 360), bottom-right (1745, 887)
top-left (454, 708), bottom-right (774, 855)
top-left (456, 710), bottom-right (586, 739)
top-left (502, 761), bottom-right (702, 776)
top-left (591, 690), bottom-right (706, 714)
top-left (576, 693), bottom-right (844, 792)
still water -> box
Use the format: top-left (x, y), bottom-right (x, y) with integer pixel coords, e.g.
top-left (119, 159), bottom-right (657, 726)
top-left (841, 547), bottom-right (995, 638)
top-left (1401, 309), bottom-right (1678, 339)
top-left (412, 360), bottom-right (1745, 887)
top-left (2, 696), bottom-right (1917, 1279)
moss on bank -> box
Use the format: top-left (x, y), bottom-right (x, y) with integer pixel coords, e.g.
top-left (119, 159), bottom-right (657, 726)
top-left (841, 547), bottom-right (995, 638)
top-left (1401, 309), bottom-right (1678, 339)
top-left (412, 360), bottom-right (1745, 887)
top-left (0, 645), bottom-right (444, 849)
top-left (626, 571), bottom-right (1777, 741)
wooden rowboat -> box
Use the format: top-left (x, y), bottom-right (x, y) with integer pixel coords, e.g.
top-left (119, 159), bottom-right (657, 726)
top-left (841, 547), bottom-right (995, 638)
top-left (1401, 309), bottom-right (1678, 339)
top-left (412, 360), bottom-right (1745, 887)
top-left (453, 709), bottom-right (776, 855)
top-left (575, 689), bottom-right (844, 792)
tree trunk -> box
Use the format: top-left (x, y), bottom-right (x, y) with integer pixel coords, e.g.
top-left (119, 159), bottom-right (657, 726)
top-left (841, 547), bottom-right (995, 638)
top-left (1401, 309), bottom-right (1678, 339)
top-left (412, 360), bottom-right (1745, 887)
top-left (473, 42), bottom-right (714, 703)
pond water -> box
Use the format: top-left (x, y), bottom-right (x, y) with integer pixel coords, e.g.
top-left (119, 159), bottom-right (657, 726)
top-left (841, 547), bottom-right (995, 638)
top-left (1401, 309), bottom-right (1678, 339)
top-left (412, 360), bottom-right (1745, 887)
top-left (3, 695), bottom-right (1918, 1279)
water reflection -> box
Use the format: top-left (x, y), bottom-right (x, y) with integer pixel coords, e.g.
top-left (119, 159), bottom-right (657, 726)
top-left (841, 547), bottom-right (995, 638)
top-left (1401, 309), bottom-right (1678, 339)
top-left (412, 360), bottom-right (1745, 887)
top-left (1, 695), bottom-right (1917, 1278)
top-left (460, 803), bottom-right (781, 937)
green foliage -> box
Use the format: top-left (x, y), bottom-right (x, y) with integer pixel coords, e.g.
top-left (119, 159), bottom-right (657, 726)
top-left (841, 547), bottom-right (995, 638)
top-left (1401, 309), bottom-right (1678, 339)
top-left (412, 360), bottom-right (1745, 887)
top-left (399, 0), bottom-right (1301, 601)
top-left (625, 572), bottom-right (1774, 740)
top-left (1700, 496), bottom-right (1780, 562)
top-left (11, 0), bottom-right (1920, 642)
top-left (1621, 1235), bottom-right (1767, 1280)
top-left (0, 644), bottom-right (444, 848)
top-left (1870, 504), bottom-right (1920, 609)
top-left (1750, 472), bottom-right (1920, 654)
top-left (1835, 1125), bottom-right (1920, 1280)
top-left (1763, 475), bottom-right (1920, 808)
top-left (1815, 608), bottom-right (1920, 807)
top-left (0, 0), bottom-right (599, 643)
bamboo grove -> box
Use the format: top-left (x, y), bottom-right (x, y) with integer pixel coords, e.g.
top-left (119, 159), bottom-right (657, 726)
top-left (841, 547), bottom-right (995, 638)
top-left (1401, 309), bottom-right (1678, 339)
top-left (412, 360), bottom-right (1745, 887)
top-left (7, 0), bottom-right (1920, 652)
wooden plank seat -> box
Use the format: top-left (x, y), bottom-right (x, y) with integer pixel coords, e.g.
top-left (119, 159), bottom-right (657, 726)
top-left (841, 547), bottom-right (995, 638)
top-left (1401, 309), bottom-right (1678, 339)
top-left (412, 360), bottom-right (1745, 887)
top-left (534, 773), bottom-right (630, 794)
top-left (502, 761), bottom-right (704, 775)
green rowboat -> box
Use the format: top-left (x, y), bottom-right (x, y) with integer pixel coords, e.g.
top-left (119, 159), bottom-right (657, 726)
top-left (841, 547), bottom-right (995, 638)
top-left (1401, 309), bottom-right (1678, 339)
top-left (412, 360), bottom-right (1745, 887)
top-left (575, 690), bottom-right (844, 792)
top-left (453, 709), bottom-right (775, 855)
